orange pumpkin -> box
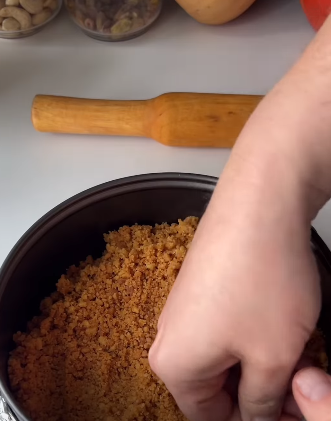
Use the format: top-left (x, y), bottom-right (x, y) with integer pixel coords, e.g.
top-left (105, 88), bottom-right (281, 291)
top-left (175, 0), bottom-right (257, 25)
top-left (301, 0), bottom-right (331, 30)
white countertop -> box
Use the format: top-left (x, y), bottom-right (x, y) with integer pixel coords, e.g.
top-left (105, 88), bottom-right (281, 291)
top-left (1, 0), bottom-right (331, 266)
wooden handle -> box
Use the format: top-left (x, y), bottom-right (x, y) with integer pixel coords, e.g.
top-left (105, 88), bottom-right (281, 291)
top-left (32, 93), bottom-right (263, 148)
top-left (32, 95), bottom-right (150, 137)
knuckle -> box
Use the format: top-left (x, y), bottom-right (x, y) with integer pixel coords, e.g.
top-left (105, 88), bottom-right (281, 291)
top-left (240, 392), bottom-right (282, 410)
top-left (149, 338), bottom-right (195, 392)
top-left (249, 348), bottom-right (297, 373)
top-left (148, 341), bottom-right (174, 382)
top-left (240, 391), bottom-right (283, 419)
top-left (148, 342), bottom-right (163, 376)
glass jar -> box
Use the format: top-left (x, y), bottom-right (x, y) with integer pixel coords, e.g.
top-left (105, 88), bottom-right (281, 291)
top-left (65, 0), bottom-right (162, 41)
top-left (0, 0), bottom-right (62, 39)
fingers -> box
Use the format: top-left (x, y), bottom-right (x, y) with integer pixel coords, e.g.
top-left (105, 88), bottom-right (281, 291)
top-left (151, 356), bottom-right (233, 421)
top-left (171, 377), bottom-right (233, 421)
top-left (293, 367), bottom-right (331, 421)
top-left (149, 334), bottom-right (236, 421)
top-left (239, 360), bottom-right (294, 421)
top-left (287, 355), bottom-right (313, 393)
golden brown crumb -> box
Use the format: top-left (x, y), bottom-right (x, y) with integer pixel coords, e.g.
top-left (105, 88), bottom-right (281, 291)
top-left (8, 218), bottom-right (199, 421)
top-left (304, 329), bottom-right (328, 372)
top-left (7, 216), bottom-right (328, 421)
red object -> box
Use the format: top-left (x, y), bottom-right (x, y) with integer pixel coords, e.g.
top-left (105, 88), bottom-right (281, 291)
top-left (301, 0), bottom-right (331, 30)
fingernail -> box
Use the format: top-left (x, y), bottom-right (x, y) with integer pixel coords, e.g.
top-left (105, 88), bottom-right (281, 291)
top-left (296, 368), bottom-right (331, 402)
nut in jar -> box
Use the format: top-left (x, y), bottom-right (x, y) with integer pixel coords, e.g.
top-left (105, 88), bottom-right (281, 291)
top-left (0, 0), bottom-right (62, 38)
top-left (65, 0), bottom-right (162, 41)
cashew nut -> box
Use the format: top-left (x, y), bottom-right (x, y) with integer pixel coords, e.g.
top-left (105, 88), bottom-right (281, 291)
top-left (32, 7), bottom-right (51, 25)
top-left (19, 0), bottom-right (43, 14)
top-left (2, 16), bottom-right (20, 29)
top-left (5, 0), bottom-right (20, 6)
top-left (0, 6), bottom-right (31, 28)
top-left (0, 17), bottom-right (3, 24)
top-left (43, 0), bottom-right (57, 11)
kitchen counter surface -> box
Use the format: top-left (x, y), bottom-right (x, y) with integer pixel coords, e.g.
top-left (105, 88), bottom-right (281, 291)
top-left (1, 0), bottom-right (330, 266)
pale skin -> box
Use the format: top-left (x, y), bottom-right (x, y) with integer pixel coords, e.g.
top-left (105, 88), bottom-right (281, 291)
top-left (149, 12), bottom-right (331, 421)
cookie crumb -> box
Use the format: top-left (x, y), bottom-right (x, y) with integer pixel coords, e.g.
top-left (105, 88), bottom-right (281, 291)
top-left (8, 218), bottom-right (198, 421)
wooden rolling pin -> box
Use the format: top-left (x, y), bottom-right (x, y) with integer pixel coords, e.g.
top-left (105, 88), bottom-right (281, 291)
top-left (32, 93), bottom-right (263, 148)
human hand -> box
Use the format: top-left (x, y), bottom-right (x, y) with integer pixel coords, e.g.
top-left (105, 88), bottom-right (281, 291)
top-left (293, 367), bottom-right (331, 421)
top-left (148, 165), bottom-right (321, 421)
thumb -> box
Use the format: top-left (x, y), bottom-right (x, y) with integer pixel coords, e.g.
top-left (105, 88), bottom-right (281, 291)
top-left (293, 367), bottom-right (331, 421)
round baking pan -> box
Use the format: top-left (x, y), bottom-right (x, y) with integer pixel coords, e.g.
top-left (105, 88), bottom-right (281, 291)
top-left (0, 173), bottom-right (330, 421)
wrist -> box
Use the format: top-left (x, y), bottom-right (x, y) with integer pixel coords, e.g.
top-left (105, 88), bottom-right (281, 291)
top-left (211, 152), bottom-right (313, 236)
top-left (224, 130), bottom-right (330, 224)
top-left (222, 13), bottom-right (331, 221)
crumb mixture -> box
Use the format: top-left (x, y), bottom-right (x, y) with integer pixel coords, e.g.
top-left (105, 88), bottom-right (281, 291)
top-left (8, 218), bottom-right (198, 421)
top-left (7, 216), bottom-right (328, 421)
top-left (305, 329), bottom-right (328, 372)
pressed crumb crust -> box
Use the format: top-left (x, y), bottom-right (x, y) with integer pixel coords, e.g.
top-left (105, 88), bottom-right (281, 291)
top-left (7, 217), bottom-right (328, 421)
